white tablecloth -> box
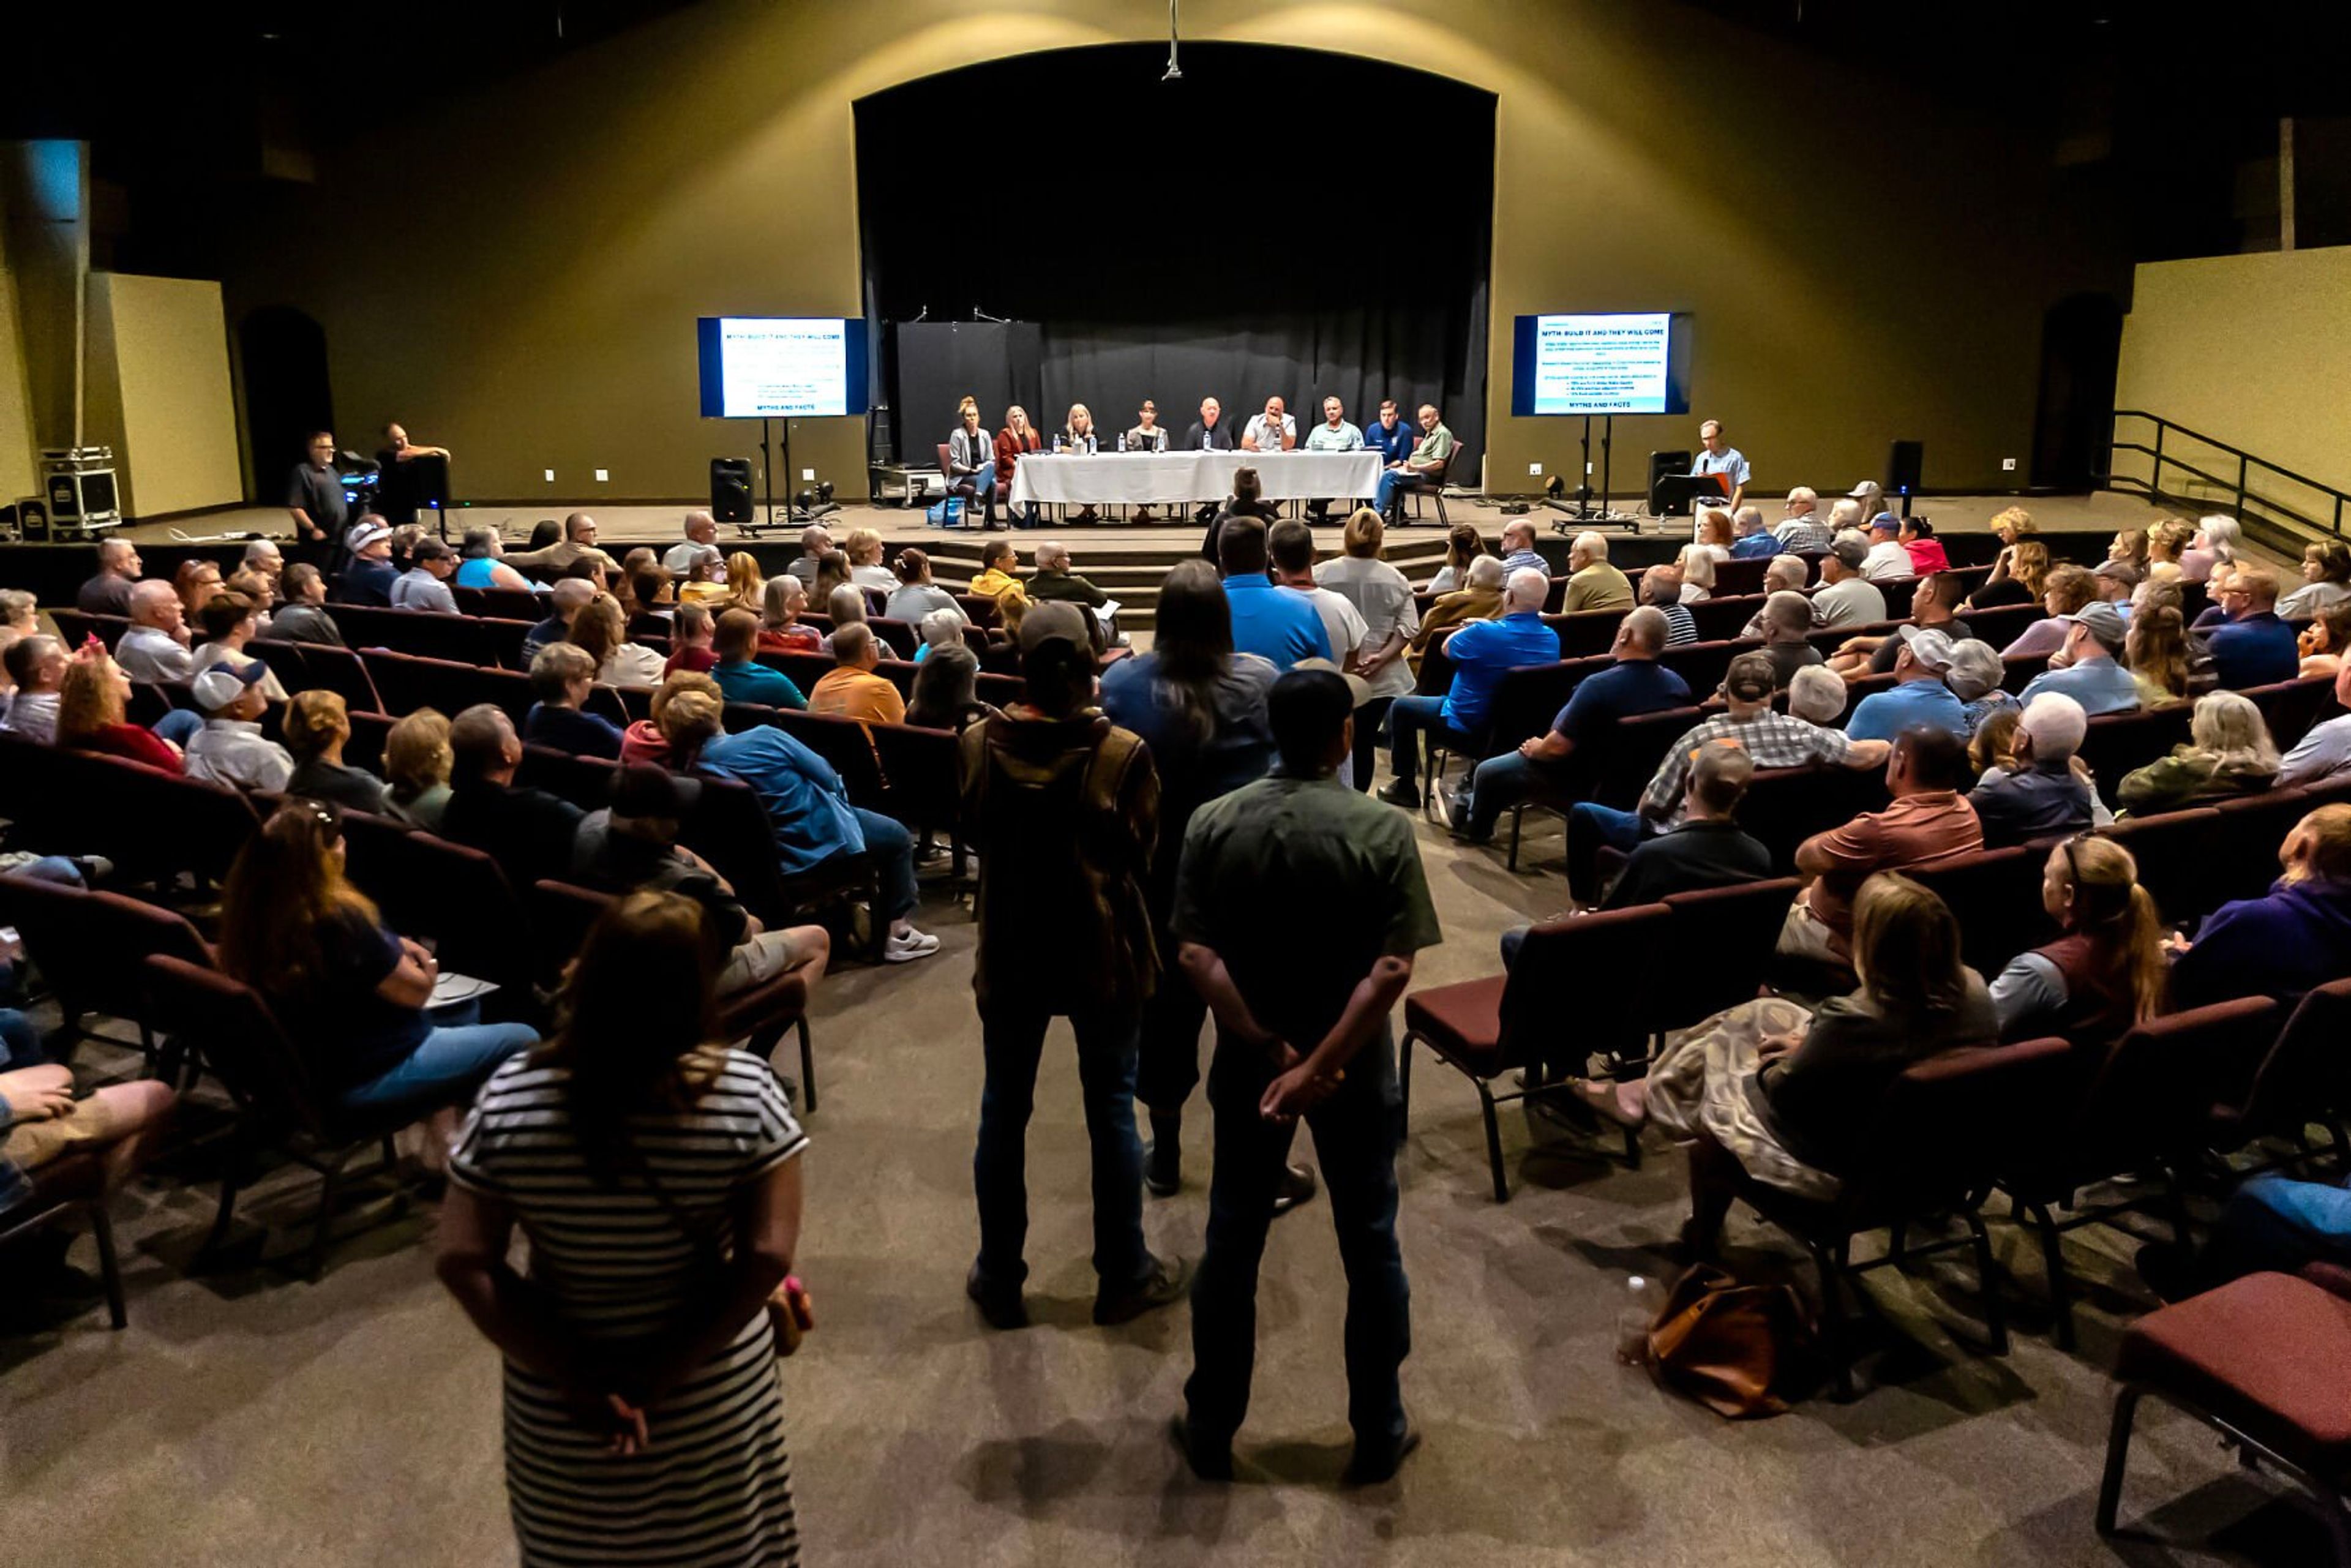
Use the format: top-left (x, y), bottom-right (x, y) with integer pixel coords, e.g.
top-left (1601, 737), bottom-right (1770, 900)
top-left (1007, 451), bottom-right (1384, 507)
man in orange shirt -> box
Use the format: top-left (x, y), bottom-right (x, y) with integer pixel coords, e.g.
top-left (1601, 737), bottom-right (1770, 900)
top-left (809, 623), bottom-right (907, 729)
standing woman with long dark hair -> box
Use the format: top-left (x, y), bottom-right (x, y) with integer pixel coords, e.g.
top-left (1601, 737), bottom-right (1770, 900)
top-left (438, 890), bottom-right (808, 1566)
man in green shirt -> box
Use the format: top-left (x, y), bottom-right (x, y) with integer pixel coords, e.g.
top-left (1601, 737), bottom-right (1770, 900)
top-left (1373, 403), bottom-right (1455, 522)
top-left (1170, 668), bottom-right (1442, 1485)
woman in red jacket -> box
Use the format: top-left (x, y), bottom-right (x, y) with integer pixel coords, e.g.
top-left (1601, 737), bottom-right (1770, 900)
top-left (56, 645), bottom-right (185, 773)
top-left (996, 405), bottom-right (1043, 529)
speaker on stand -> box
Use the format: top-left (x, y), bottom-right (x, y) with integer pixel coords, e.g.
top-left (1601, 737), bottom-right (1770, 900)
top-left (1886, 440), bottom-right (1924, 517)
top-left (1646, 449), bottom-right (1693, 517)
top-left (710, 457), bottom-right (754, 526)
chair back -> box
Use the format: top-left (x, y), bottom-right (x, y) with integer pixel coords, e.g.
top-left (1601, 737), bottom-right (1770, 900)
top-left (1655, 877), bottom-right (1804, 1029)
top-left (1959, 602), bottom-right (2042, 648)
top-left (142, 954), bottom-right (338, 1141)
top-left (868, 617), bottom-right (918, 659)
top-left (1590, 706), bottom-right (1704, 809)
top-left (2241, 675), bottom-right (2338, 752)
top-left (2099, 806), bottom-right (2224, 925)
top-left (1712, 558), bottom-right (1769, 598)
top-left (1496, 905), bottom-right (1670, 1068)
top-left (1737, 762), bottom-right (1892, 874)
top-left (529, 880), bottom-right (616, 991)
top-left (2077, 703), bottom-right (2192, 801)
top-left (2072, 996), bottom-right (2284, 1174)
top-left (516, 745), bottom-right (620, 811)
top-left (871, 722), bottom-right (961, 834)
top-left (2000, 651), bottom-right (2052, 694)
top-left (680, 775), bottom-right (796, 924)
top-left (1688, 592), bottom-right (1762, 642)
top-left (0, 875), bottom-right (213, 1031)
top-left (287, 641), bottom-right (384, 712)
top-left (2208, 787), bottom-right (2313, 906)
top-left (1546, 607), bottom-right (1627, 658)
top-left (1903, 844), bottom-right (2055, 978)
top-left (2232, 977), bottom-right (2351, 1140)
top-left (1843, 1037), bottom-right (2076, 1223)
top-left (1483, 661), bottom-right (1594, 758)
top-left (1657, 639), bottom-right (1741, 700)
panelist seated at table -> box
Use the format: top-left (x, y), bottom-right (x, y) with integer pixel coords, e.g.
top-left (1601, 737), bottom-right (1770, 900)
top-left (994, 405), bottom-right (1044, 529)
top-left (1363, 399), bottom-right (1414, 467)
top-left (1371, 404), bottom-right (1456, 522)
top-left (948, 397), bottom-right (1000, 530)
top-left (1302, 396), bottom-right (1367, 520)
top-left (1185, 397), bottom-right (1236, 523)
top-left (1052, 404), bottom-right (1103, 523)
top-left (1123, 400), bottom-right (1169, 520)
top-left (1241, 397), bottom-right (1297, 453)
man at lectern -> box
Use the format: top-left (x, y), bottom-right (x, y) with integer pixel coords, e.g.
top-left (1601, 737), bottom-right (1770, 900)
top-left (1689, 419), bottom-right (1749, 511)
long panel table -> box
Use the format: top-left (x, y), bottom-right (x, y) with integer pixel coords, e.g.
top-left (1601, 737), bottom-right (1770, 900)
top-left (1007, 449), bottom-right (1384, 508)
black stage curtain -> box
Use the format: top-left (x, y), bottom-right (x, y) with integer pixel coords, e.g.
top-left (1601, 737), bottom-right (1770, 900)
top-left (856, 43), bottom-right (1496, 476)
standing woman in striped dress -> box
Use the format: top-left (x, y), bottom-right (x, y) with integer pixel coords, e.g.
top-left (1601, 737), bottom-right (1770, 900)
top-left (437, 890), bottom-right (808, 1566)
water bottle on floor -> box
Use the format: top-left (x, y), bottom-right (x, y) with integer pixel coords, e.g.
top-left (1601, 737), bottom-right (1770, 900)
top-left (1616, 1272), bottom-right (1665, 1366)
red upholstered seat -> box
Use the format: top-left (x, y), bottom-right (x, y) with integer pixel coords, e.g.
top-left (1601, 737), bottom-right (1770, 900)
top-left (2118, 1270), bottom-right (2351, 1467)
top-left (1400, 977), bottom-right (1507, 1072)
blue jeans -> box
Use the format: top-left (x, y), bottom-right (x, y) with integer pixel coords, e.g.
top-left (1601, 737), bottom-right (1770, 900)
top-left (2199, 1175), bottom-right (2351, 1285)
top-left (1373, 467), bottom-right (1420, 519)
top-left (850, 806), bottom-right (918, 923)
top-left (339, 1002), bottom-right (536, 1119)
top-left (1386, 695), bottom-right (1468, 789)
top-left (0, 1007), bottom-right (45, 1069)
top-left (154, 710), bottom-right (203, 747)
top-left (1566, 801), bottom-right (1649, 904)
top-left (972, 1006), bottom-right (1149, 1292)
top-left (1458, 751), bottom-right (1563, 839)
top-left (1185, 1029), bottom-right (1411, 1454)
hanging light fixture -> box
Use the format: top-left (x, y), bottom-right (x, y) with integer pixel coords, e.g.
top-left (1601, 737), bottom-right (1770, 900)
top-left (1163, 0), bottom-right (1182, 81)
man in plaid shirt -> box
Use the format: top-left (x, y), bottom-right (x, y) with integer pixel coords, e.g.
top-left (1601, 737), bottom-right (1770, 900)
top-left (1562, 651), bottom-right (1891, 903)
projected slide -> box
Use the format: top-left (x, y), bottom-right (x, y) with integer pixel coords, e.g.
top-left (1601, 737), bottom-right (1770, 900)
top-left (697, 318), bottom-right (868, 418)
top-left (1510, 313), bottom-right (1690, 416)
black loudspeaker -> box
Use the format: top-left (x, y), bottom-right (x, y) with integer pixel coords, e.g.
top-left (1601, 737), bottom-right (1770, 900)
top-left (1886, 440), bottom-right (1924, 497)
top-left (1647, 450), bottom-right (1693, 514)
top-left (710, 457), bottom-right (754, 524)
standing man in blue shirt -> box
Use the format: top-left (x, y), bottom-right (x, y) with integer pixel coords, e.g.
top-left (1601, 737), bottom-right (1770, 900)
top-left (1690, 419), bottom-right (1750, 511)
top-left (1846, 627), bottom-right (1971, 743)
top-left (1219, 519), bottom-right (1332, 669)
top-left (1381, 568), bottom-right (1559, 807)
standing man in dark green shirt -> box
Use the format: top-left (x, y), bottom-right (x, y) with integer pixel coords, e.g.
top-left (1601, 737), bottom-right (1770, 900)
top-left (1170, 668), bottom-right (1442, 1485)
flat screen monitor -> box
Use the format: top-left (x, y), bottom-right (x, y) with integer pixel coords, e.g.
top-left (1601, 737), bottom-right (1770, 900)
top-left (1510, 312), bottom-right (1693, 416)
top-left (697, 317), bottom-right (870, 418)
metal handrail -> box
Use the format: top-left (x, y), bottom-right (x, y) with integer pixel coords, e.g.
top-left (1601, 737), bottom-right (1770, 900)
top-left (2104, 410), bottom-right (2346, 541)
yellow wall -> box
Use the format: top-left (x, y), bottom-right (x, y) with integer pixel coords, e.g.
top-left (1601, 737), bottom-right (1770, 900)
top-left (217, 0), bottom-right (2118, 503)
top-left (0, 268), bottom-right (33, 504)
top-left (85, 273), bottom-right (244, 518)
top-left (2114, 246), bottom-right (2351, 522)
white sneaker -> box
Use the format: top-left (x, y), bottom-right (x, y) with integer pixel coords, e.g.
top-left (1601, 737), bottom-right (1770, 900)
top-left (883, 928), bottom-right (941, 962)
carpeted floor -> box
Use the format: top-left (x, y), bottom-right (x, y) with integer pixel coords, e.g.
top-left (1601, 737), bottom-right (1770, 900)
top-left (0, 798), bottom-right (2327, 1565)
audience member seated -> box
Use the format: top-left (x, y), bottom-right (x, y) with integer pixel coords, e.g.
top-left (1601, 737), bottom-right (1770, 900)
top-left (183, 663), bottom-right (293, 793)
top-left (383, 708), bottom-right (455, 831)
top-left (1420, 523), bottom-right (1483, 595)
top-left (218, 800), bottom-right (536, 1168)
top-left (1382, 568), bottom-right (1556, 809)
top-left (662, 602), bottom-right (717, 675)
top-left (623, 671), bottom-right (720, 767)
top-left (0, 634), bottom-right (67, 743)
top-left (1493, 519), bottom-right (1545, 577)
top-left (1810, 533), bottom-right (1888, 628)
top-left (2018, 602), bottom-right (2141, 716)
top-left (1560, 531), bottom-right (1633, 614)
top-left (77, 538), bottom-right (140, 617)
top-left (188, 590), bottom-right (289, 701)
top-left (2000, 564), bottom-right (2099, 659)
top-left (1219, 519), bottom-right (1330, 669)
top-left (1847, 628), bottom-right (1968, 743)
top-left (1900, 516), bottom-right (1949, 576)
top-left (115, 580), bottom-right (197, 683)
top-left (1445, 606), bottom-right (1687, 844)
top-left (1691, 509), bottom-right (1734, 565)
top-left (1829, 571), bottom-right (1973, 680)
top-left (574, 764), bottom-right (831, 996)
top-left (2203, 565), bottom-right (2301, 690)
top-left (907, 642), bottom-right (997, 733)
top-left (1407, 555), bottom-right (1504, 674)
top-left (523, 644), bottom-right (625, 759)
top-left (2278, 659), bottom-right (2351, 788)
top-left (0, 591), bottom-right (30, 718)
top-left (657, 688), bottom-right (939, 962)
top-left (173, 560), bottom-right (224, 623)
top-left (389, 539), bottom-right (460, 612)
top-left (1970, 693), bottom-right (2099, 846)
top-left (1960, 538), bottom-right (2047, 614)
top-left (1581, 874), bottom-right (1995, 1254)
top-left (503, 511), bottom-right (618, 582)
top-left (1564, 651), bottom-right (1884, 902)
top-left (2279, 540), bottom-right (2351, 621)
top-left (912, 607), bottom-right (963, 664)
top-left (337, 520), bottom-right (402, 606)
top-left (439, 703), bottom-right (587, 891)
top-left (886, 547), bottom-right (964, 625)
top-left (2300, 600), bottom-right (2351, 680)
top-left (1598, 740), bottom-right (1771, 909)
top-left (1780, 727), bottom-right (1982, 966)
top-left (969, 538), bottom-right (1031, 636)
top-left (1729, 505), bottom-right (1778, 559)
top-left (809, 624), bottom-right (908, 729)
top-left (1786, 664), bottom-right (1849, 727)
top-left (703, 550), bottom-right (764, 615)
top-left (1641, 564), bottom-right (1698, 646)
top-left (284, 689), bottom-right (389, 811)
top-left (2091, 559), bottom-right (2140, 618)
top-left (521, 578), bottom-right (596, 664)
top-left (1199, 464), bottom-right (1283, 560)
top-left (658, 509), bottom-right (725, 585)
top-left (566, 593), bottom-right (663, 690)
top-left (1990, 836), bottom-right (2165, 1043)
top-left (2116, 691), bottom-right (2279, 817)
top-left (1771, 489), bottom-right (1834, 552)
top-left (748, 575), bottom-right (817, 655)
top-left (2127, 600), bottom-right (2196, 707)
top-left (1027, 540), bottom-right (1109, 612)
top-left (1859, 513), bottom-right (1910, 582)
top-left (57, 646), bottom-right (188, 770)
top-left (1755, 591), bottom-right (1827, 691)
top-left (786, 524), bottom-right (834, 589)
top-left (2145, 517), bottom-right (2194, 571)
top-left (708, 609), bottom-right (808, 711)
top-left (2169, 803), bottom-right (2351, 1008)
top-left (2138, 1172), bottom-right (2351, 1302)
top-left (2177, 514), bottom-right (2240, 584)
top-left (453, 527), bottom-right (535, 591)
top-left (0, 1026), bottom-right (174, 1274)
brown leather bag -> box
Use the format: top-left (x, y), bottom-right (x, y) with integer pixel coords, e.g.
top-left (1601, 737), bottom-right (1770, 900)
top-left (1642, 1264), bottom-right (1818, 1419)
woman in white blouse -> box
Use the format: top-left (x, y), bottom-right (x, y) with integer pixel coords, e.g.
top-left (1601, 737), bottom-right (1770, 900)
top-left (1316, 508), bottom-right (1424, 792)
top-left (570, 593), bottom-right (666, 689)
top-left (842, 527), bottom-right (899, 593)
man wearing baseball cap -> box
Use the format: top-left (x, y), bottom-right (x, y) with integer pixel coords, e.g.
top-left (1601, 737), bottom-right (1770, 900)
top-left (1811, 531), bottom-right (1888, 629)
top-left (182, 664), bottom-right (293, 794)
top-left (1847, 626), bottom-right (1969, 742)
top-left (2018, 600), bottom-right (2142, 716)
top-left (389, 538), bottom-right (460, 613)
top-left (1861, 513), bottom-right (1912, 582)
top-left (337, 518), bottom-right (400, 607)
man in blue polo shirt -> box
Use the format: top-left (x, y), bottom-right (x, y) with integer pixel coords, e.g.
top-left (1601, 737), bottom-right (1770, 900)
top-left (1362, 398), bottom-right (1415, 468)
top-left (1218, 517), bottom-right (1330, 669)
top-left (1381, 568), bottom-right (1559, 808)
top-left (1445, 606), bottom-right (1690, 842)
top-left (1846, 626), bottom-right (1970, 743)
top-left (2017, 602), bottom-right (2143, 716)
top-left (2205, 565), bottom-right (2301, 689)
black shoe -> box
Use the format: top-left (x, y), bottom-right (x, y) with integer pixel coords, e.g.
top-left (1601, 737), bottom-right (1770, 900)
top-left (1343, 1424), bottom-right (1421, 1486)
top-left (1378, 778), bottom-right (1420, 808)
top-left (1095, 1254), bottom-right (1191, 1326)
top-left (1271, 1163), bottom-right (1318, 1219)
top-left (1169, 1412), bottom-right (1234, 1481)
top-left (966, 1262), bottom-right (1028, 1330)
top-left (1144, 1139), bottom-right (1182, 1198)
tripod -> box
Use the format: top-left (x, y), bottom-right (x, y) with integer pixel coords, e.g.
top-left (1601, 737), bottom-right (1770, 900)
top-left (1547, 414), bottom-right (1625, 533)
top-left (751, 416), bottom-right (796, 533)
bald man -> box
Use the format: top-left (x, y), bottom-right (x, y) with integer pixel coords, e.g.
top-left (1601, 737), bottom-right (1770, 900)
top-left (664, 511), bottom-right (726, 582)
top-left (1381, 567), bottom-right (1559, 807)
